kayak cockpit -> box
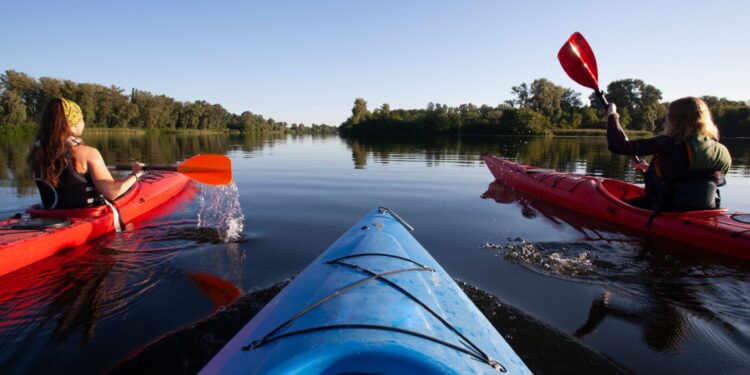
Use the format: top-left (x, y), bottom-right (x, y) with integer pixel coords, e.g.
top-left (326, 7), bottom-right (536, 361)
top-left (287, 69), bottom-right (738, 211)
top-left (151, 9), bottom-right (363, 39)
top-left (599, 179), bottom-right (645, 203)
top-left (598, 178), bottom-right (727, 217)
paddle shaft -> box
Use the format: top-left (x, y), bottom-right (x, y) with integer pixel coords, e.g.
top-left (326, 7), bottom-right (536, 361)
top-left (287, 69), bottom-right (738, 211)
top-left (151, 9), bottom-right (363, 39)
top-left (595, 90), bottom-right (643, 167)
top-left (110, 164), bottom-right (178, 171)
top-left (108, 154), bottom-right (232, 185)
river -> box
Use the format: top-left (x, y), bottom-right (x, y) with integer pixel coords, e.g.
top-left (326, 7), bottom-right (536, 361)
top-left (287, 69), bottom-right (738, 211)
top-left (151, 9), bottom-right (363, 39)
top-left (1, 133), bottom-right (749, 374)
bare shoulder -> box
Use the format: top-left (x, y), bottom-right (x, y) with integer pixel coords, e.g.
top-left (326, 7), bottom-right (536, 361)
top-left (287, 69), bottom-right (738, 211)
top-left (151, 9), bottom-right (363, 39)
top-left (82, 145), bottom-right (103, 158)
top-left (74, 145), bottom-right (104, 164)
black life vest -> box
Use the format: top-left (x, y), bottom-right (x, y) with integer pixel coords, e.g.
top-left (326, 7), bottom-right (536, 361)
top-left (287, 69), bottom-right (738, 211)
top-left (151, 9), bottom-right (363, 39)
top-left (35, 156), bottom-right (102, 210)
top-left (645, 135), bottom-right (729, 211)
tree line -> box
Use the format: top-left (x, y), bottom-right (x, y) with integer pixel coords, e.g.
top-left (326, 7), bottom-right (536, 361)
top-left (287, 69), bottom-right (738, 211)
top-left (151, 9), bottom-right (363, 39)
top-left (0, 70), bottom-right (338, 135)
top-left (339, 78), bottom-right (750, 137)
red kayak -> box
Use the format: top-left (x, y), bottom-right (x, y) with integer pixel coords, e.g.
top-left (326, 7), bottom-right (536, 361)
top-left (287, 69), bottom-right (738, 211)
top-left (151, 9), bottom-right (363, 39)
top-left (483, 154), bottom-right (750, 260)
top-left (0, 172), bottom-right (191, 276)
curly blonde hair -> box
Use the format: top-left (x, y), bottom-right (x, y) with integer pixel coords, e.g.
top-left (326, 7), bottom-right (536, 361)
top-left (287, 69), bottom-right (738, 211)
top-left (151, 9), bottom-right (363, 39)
top-left (665, 97), bottom-right (719, 141)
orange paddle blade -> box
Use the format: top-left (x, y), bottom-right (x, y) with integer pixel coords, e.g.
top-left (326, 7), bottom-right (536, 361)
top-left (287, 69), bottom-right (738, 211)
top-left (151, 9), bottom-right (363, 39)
top-left (189, 272), bottom-right (241, 308)
top-left (176, 154), bottom-right (233, 185)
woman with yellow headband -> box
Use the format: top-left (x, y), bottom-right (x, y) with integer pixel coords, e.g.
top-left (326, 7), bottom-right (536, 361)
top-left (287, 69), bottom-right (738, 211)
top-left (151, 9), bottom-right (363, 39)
top-left (27, 98), bottom-right (144, 209)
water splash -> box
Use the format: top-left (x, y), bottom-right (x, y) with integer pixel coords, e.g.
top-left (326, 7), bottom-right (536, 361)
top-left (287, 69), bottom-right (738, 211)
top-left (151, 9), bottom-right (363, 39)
top-left (483, 239), bottom-right (597, 277)
top-left (197, 182), bottom-right (245, 242)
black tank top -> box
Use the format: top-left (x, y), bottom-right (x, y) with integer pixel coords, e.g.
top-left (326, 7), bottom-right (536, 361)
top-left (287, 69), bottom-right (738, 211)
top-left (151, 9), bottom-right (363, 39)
top-left (35, 156), bottom-right (102, 209)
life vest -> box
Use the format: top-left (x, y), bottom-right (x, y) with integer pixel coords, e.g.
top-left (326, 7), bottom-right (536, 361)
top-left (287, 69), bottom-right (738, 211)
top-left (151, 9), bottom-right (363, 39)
top-left (35, 156), bottom-right (102, 210)
top-left (645, 134), bottom-right (731, 211)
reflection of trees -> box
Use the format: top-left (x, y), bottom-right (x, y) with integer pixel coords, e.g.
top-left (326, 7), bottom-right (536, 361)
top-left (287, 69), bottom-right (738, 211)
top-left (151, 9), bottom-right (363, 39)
top-left (0, 135), bottom-right (36, 196)
top-left (237, 132), bottom-right (285, 154)
top-left (722, 138), bottom-right (750, 177)
top-left (343, 134), bottom-right (750, 180)
top-left (0, 132), bottom-right (285, 198)
top-left (90, 133), bottom-right (231, 164)
top-left (343, 135), bottom-right (640, 179)
top-left (4, 133), bottom-right (750, 198)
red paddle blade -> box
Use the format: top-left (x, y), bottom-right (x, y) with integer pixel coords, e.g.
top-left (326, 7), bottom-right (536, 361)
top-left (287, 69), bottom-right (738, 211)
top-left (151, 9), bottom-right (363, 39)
top-left (189, 272), bottom-right (241, 308)
top-left (176, 154), bottom-right (233, 185)
top-left (558, 32), bottom-right (600, 90)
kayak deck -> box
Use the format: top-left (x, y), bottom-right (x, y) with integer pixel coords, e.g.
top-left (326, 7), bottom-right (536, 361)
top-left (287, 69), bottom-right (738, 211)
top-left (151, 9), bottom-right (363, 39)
top-left (201, 207), bottom-right (530, 374)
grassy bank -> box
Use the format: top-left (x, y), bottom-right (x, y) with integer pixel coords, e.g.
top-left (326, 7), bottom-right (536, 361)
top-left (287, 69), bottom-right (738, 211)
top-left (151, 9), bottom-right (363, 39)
top-left (0, 124), bottom-right (36, 136)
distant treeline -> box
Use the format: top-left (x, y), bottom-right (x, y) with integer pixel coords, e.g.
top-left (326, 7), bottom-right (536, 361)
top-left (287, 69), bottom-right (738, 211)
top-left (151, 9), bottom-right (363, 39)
top-left (0, 70), bottom-right (338, 135)
top-left (339, 78), bottom-right (750, 137)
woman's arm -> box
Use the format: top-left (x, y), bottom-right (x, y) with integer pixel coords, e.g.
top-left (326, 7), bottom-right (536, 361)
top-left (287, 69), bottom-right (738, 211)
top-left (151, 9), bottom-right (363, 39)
top-left (607, 113), bottom-right (672, 156)
top-left (85, 147), bottom-right (143, 201)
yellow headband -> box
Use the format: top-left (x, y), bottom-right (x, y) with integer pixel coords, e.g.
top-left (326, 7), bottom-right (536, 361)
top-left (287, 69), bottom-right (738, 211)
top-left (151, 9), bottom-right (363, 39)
top-left (60, 98), bottom-right (83, 127)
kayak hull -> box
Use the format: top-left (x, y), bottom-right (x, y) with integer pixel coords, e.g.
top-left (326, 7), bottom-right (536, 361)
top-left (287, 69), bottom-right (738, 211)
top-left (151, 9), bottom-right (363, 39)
top-left (201, 207), bottom-right (530, 374)
top-left (483, 154), bottom-right (750, 259)
top-left (0, 172), bottom-right (191, 276)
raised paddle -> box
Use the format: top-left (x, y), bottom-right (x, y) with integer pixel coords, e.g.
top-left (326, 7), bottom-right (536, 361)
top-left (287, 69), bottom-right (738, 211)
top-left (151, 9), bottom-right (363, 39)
top-left (557, 32), bottom-right (645, 170)
top-left (110, 154), bottom-right (232, 185)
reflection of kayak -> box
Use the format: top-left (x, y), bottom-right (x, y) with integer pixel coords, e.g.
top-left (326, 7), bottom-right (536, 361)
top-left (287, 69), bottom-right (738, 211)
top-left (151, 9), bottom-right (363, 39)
top-left (482, 180), bottom-right (639, 241)
top-left (483, 154), bottom-right (750, 259)
top-left (201, 207), bottom-right (531, 374)
top-left (0, 172), bottom-right (191, 276)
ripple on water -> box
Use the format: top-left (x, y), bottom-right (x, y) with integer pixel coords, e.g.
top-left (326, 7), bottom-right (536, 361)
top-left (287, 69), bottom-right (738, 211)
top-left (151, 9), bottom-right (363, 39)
top-left (0, 219), bottom-right (219, 352)
top-left (483, 238), bottom-right (750, 369)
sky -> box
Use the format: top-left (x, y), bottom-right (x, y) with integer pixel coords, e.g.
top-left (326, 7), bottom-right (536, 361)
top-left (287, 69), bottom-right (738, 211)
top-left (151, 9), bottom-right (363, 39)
top-left (1, 0), bottom-right (748, 126)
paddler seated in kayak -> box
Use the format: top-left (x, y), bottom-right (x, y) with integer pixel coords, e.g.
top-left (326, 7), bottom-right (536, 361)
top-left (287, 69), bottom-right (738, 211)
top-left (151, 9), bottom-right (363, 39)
top-left (606, 96), bottom-right (731, 211)
top-left (27, 98), bottom-right (145, 209)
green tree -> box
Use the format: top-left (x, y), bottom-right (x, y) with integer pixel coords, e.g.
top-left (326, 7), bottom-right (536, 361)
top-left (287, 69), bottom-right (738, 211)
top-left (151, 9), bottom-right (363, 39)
top-left (510, 83), bottom-right (530, 108)
top-left (38, 77), bottom-right (64, 106)
top-left (511, 78), bottom-right (581, 127)
top-left (0, 70), bottom-right (41, 119)
top-left (0, 91), bottom-right (29, 125)
top-left (351, 98), bottom-right (369, 124)
top-left (604, 79), bottom-right (662, 131)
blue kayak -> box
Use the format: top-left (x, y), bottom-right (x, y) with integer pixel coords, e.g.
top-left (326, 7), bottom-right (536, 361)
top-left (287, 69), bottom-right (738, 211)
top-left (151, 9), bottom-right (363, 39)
top-left (200, 207), bottom-right (531, 374)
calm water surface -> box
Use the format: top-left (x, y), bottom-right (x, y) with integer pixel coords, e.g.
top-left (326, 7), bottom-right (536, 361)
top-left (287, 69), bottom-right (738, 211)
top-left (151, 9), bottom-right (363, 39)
top-left (1, 133), bottom-right (749, 374)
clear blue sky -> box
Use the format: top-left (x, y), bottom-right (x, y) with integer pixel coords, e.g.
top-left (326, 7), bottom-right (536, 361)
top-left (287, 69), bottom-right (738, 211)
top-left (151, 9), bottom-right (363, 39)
top-left (1, 0), bottom-right (747, 126)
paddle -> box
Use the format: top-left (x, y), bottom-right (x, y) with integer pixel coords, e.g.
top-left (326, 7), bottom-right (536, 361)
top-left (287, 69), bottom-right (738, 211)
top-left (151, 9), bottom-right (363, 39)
top-left (110, 154), bottom-right (232, 185)
top-left (189, 272), bottom-right (241, 308)
top-left (557, 32), bottom-right (645, 171)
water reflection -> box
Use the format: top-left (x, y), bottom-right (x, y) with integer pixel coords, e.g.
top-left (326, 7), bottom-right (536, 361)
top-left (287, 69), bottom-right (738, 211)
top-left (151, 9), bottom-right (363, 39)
top-left (2, 132), bottom-right (750, 374)
top-left (344, 135), bottom-right (651, 181)
top-left (0, 183), bottom-right (247, 374)
top-left (3, 134), bottom-right (750, 198)
top-left (482, 180), bottom-right (640, 243)
top-left (344, 135), bottom-right (750, 179)
top-left (0, 132), bottom-right (283, 198)
top-left (481, 180), bottom-right (750, 361)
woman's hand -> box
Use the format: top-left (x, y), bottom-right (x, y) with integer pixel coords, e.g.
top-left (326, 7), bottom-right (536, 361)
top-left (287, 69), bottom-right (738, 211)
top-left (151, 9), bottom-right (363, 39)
top-left (606, 103), bottom-right (618, 117)
top-left (633, 159), bottom-right (649, 173)
top-left (131, 162), bottom-right (145, 178)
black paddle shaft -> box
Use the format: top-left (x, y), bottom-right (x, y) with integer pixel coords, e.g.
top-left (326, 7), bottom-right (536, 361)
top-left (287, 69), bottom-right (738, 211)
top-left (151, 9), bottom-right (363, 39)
top-left (595, 90), bottom-right (608, 107)
top-left (111, 164), bottom-right (178, 171)
top-left (596, 91), bottom-right (643, 167)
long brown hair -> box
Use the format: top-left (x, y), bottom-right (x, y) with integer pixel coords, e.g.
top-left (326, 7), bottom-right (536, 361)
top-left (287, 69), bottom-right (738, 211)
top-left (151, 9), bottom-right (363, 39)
top-left (665, 97), bottom-right (720, 141)
top-left (27, 98), bottom-right (73, 187)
